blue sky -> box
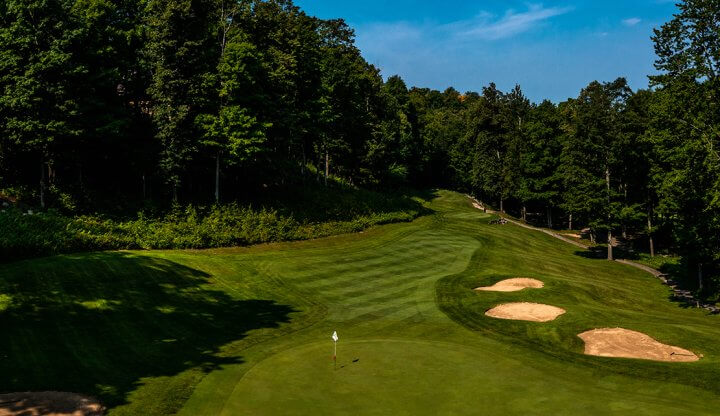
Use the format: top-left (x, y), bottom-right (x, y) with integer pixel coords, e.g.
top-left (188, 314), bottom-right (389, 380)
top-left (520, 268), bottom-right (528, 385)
top-left (294, 1), bottom-right (679, 102)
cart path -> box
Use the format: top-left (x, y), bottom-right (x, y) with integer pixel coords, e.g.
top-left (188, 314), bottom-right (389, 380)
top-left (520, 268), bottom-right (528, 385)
top-left (468, 195), bottom-right (719, 314)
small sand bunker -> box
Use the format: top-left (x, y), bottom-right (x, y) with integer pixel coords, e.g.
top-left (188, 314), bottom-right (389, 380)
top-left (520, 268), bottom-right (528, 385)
top-left (485, 302), bottom-right (565, 322)
top-left (0, 392), bottom-right (103, 416)
top-left (475, 278), bottom-right (544, 292)
top-left (578, 328), bottom-right (699, 362)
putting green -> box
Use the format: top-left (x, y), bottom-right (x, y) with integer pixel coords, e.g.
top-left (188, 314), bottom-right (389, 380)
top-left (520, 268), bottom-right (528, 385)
top-left (221, 339), bottom-right (716, 416)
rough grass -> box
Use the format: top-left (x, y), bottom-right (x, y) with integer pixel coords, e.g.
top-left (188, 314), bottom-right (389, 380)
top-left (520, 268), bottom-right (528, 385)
top-left (0, 190), bottom-right (719, 415)
top-left (0, 186), bottom-right (429, 261)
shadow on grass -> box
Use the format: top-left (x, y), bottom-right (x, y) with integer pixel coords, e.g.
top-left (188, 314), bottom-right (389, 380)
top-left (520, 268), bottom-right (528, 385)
top-left (574, 244), bottom-right (646, 260)
top-left (572, 246), bottom-right (719, 312)
top-left (573, 246), bottom-right (606, 259)
top-left (0, 252), bottom-right (295, 411)
top-left (249, 184), bottom-right (436, 223)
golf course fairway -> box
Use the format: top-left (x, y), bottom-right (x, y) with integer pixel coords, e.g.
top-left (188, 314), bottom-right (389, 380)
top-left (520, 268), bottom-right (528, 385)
top-left (1, 191), bottom-right (719, 415)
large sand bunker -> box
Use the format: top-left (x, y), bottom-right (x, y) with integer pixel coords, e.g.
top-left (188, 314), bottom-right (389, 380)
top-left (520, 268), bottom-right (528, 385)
top-left (578, 328), bottom-right (699, 362)
top-left (485, 302), bottom-right (566, 322)
top-left (475, 278), bottom-right (544, 292)
top-left (0, 392), bottom-right (103, 416)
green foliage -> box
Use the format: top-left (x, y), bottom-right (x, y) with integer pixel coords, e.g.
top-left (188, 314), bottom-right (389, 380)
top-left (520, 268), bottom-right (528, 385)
top-left (196, 33), bottom-right (268, 172)
top-left (196, 106), bottom-right (267, 162)
top-left (145, 0), bottom-right (217, 193)
top-left (646, 0), bottom-right (720, 292)
top-left (0, 187), bottom-right (426, 261)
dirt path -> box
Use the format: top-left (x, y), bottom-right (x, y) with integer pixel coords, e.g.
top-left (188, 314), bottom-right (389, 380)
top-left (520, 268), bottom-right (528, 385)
top-left (467, 196), bottom-right (719, 314)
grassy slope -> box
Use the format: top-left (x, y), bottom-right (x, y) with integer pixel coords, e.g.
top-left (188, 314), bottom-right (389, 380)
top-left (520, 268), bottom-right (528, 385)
top-left (0, 190), bottom-right (718, 415)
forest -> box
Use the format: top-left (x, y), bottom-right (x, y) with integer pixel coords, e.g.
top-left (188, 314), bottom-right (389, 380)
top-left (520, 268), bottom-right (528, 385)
top-left (0, 0), bottom-right (719, 300)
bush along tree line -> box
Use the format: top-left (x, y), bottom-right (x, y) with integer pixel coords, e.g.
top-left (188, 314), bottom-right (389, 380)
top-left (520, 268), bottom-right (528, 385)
top-left (0, 0), bottom-right (718, 299)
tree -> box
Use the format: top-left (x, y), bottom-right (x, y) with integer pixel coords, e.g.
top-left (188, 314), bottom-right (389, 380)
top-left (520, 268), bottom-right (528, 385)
top-left (0, 0), bottom-right (86, 208)
top-left (650, 0), bottom-right (720, 292)
top-left (619, 89), bottom-right (653, 251)
top-left (467, 83), bottom-right (528, 213)
top-left (561, 79), bottom-right (631, 259)
top-left (366, 75), bottom-right (413, 185)
top-left (71, 0), bottom-right (154, 200)
top-left (197, 23), bottom-right (268, 202)
top-left (502, 85), bottom-right (531, 218)
top-left (518, 100), bottom-right (563, 225)
top-left (316, 18), bottom-right (379, 185)
top-left (145, 0), bottom-right (217, 201)
top-left (239, 1), bottom-right (323, 186)
top-left (468, 83), bottom-right (508, 210)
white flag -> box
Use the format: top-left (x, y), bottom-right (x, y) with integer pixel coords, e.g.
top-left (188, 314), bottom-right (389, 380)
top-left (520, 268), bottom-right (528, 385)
top-left (332, 331), bottom-right (338, 342)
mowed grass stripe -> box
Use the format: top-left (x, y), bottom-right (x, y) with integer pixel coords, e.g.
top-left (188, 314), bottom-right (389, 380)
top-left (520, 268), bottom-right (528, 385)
top-left (288, 234), bottom-right (477, 289)
top-left (4, 190), bottom-right (720, 416)
top-left (279, 230), bottom-right (472, 277)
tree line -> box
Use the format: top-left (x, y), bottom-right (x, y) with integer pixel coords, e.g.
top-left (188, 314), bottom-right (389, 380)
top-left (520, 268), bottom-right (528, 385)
top-left (0, 0), bottom-right (718, 296)
top-left (0, 0), bottom-right (421, 205)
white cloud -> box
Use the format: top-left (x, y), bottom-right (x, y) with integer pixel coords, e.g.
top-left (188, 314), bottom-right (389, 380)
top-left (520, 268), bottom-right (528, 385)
top-left (622, 17), bottom-right (642, 26)
top-left (458, 4), bottom-right (573, 40)
top-left (354, 4), bottom-right (574, 87)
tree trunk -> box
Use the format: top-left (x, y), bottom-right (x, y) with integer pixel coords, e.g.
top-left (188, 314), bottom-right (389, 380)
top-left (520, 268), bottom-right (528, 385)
top-left (48, 163), bottom-right (55, 185)
top-left (215, 152), bottom-right (220, 203)
top-left (142, 173), bottom-right (147, 200)
top-left (499, 198), bottom-right (504, 213)
top-left (324, 150), bottom-right (329, 187)
top-left (546, 206), bottom-right (552, 228)
top-left (568, 213), bottom-right (573, 230)
top-left (522, 205), bottom-right (526, 222)
top-left (647, 211), bottom-right (655, 257)
top-left (606, 165), bottom-right (612, 261)
top-left (316, 153), bottom-right (323, 184)
top-left (622, 183), bottom-right (628, 240)
top-left (698, 263), bottom-right (703, 292)
top-left (39, 159), bottom-right (46, 209)
top-left (301, 146), bottom-right (307, 185)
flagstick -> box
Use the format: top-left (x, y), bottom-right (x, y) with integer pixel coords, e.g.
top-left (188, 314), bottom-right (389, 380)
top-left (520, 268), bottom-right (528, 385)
top-left (331, 331), bottom-right (339, 370)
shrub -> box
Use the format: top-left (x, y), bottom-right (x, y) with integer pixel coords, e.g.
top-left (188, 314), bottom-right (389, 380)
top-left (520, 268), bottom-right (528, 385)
top-left (0, 189), bottom-right (429, 262)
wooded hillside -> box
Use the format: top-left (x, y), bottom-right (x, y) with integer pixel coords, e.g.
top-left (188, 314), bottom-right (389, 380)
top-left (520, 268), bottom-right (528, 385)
top-left (0, 0), bottom-right (718, 299)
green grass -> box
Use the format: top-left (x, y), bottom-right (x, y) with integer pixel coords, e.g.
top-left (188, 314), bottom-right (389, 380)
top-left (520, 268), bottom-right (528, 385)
top-left (0, 190), bottom-right (719, 415)
top-left (633, 253), bottom-right (682, 272)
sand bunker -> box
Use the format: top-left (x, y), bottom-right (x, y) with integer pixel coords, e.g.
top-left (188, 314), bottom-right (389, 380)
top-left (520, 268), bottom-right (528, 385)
top-left (578, 328), bottom-right (699, 362)
top-left (475, 278), bottom-right (544, 292)
top-left (485, 302), bottom-right (566, 322)
top-left (0, 392), bottom-right (103, 416)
